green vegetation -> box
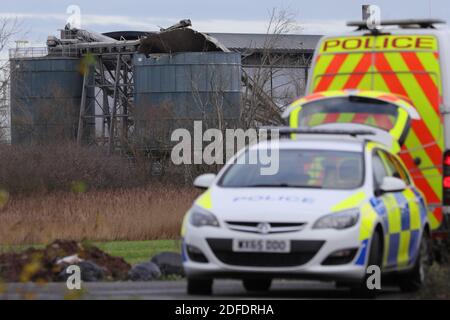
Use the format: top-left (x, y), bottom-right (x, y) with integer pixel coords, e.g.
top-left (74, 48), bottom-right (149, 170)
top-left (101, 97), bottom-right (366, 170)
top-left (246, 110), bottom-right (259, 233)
top-left (0, 239), bottom-right (182, 265)
top-left (95, 240), bottom-right (181, 265)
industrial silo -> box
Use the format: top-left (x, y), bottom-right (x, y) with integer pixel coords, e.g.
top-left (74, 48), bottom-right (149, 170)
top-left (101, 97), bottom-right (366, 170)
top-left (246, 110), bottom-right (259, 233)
top-left (10, 57), bottom-right (95, 145)
top-left (133, 52), bottom-right (242, 149)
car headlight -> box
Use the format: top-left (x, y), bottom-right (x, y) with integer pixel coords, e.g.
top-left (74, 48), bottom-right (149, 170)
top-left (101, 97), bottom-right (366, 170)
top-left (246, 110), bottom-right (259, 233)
top-left (189, 207), bottom-right (220, 228)
top-left (313, 208), bottom-right (359, 230)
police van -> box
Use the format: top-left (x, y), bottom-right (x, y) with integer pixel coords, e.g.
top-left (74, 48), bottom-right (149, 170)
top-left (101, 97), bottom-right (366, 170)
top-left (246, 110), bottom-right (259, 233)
top-left (290, 19), bottom-right (450, 253)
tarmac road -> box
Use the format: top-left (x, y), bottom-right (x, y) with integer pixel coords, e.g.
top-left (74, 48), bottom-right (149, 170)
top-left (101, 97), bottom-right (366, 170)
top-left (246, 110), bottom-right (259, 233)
top-left (0, 279), bottom-right (414, 300)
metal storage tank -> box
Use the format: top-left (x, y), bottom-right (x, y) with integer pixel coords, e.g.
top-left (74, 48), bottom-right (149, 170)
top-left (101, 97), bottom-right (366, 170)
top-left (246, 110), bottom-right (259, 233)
top-left (133, 52), bottom-right (242, 149)
top-left (10, 57), bottom-right (95, 145)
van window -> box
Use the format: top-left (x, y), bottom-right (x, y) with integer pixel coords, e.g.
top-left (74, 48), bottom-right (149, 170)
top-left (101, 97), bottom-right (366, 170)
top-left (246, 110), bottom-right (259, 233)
top-left (377, 150), bottom-right (398, 177)
top-left (298, 96), bottom-right (398, 131)
top-left (375, 149), bottom-right (411, 186)
top-left (372, 153), bottom-right (388, 189)
top-left (387, 153), bottom-right (411, 185)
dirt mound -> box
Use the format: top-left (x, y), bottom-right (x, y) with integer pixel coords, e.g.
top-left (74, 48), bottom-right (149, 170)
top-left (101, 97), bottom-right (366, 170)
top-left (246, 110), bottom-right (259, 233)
top-left (0, 240), bottom-right (131, 282)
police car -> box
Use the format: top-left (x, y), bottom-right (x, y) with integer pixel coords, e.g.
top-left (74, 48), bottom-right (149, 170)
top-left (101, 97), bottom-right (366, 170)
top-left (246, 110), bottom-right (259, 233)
top-left (181, 110), bottom-right (432, 295)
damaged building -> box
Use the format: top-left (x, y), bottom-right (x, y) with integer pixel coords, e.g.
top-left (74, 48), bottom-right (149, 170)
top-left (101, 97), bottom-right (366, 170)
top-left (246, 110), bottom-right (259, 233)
top-left (9, 20), bottom-right (320, 151)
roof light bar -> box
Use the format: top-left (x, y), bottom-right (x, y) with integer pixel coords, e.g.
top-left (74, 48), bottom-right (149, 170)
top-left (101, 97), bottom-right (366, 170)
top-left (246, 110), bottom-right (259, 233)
top-left (258, 126), bottom-right (375, 138)
top-left (347, 19), bottom-right (446, 30)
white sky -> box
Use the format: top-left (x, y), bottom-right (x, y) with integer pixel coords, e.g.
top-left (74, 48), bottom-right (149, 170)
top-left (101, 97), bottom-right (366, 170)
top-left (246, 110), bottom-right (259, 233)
top-left (0, 0), bottom-right (449, 59)
top-left (2, 0), bottom-right (450, 38)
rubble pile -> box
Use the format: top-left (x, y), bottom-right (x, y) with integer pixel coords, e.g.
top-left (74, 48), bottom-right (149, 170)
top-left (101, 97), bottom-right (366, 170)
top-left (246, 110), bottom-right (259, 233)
top-left (0, 240), bottom-right (185, 282)
top-left (0, 240), bottom-right (131, 282)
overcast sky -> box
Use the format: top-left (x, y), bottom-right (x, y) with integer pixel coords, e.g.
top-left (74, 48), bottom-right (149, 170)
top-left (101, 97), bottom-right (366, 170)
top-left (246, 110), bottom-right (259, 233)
top-left (1, 0), bottom-right (450, 49)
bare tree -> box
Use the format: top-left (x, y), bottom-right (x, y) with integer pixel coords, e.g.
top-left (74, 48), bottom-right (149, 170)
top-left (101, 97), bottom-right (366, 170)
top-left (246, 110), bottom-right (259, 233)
top-left (240, 8), bottom-right (308, 129)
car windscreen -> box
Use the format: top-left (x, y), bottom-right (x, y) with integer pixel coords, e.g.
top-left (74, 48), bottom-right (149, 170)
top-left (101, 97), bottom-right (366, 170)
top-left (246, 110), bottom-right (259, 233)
top-left (219, 149), bottom-right (364, 190)
top-left (298, 96), bottom-right (398, 131)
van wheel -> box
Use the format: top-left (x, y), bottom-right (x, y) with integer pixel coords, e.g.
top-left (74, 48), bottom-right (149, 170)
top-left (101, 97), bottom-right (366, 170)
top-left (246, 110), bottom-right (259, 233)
top-left (399, 232), bottom-right (432, 292)
top-left (243, 278), bottom-right (272, 292)
top-left (187, 277), bottom-right (213, 295)
top-left (351, 230), bottom-right (383, 298)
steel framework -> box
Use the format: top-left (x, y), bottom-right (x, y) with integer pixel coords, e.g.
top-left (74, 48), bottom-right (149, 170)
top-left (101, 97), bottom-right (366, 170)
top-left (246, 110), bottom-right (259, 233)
top-left (64, 41), bottom-right (139, 153)
top-left (0, 80), bottom-right (8, 142)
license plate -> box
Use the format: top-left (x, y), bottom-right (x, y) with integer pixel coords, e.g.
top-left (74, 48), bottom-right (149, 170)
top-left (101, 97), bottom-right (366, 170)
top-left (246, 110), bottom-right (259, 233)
top-left (232, 239), bottom-right (290, 253)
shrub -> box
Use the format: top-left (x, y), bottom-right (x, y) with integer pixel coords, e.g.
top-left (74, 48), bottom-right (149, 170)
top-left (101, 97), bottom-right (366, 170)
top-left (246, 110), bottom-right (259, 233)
top-left (0, 143), bottom-right (145, 194)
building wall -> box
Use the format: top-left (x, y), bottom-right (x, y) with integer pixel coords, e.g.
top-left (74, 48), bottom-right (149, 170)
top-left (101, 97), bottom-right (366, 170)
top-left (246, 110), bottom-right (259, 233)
top-left (133, 52), bottom-right (242, 149)
top-left (10, 57), bottom-right (94, 145)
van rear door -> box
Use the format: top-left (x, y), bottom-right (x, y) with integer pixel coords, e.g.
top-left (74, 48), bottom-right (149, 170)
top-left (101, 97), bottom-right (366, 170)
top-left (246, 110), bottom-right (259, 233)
top-left (285, 90), bottom-right (420, 152)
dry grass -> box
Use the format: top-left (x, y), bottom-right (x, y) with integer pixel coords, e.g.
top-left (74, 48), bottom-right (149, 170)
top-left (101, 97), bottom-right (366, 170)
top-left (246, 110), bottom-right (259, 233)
top-left (0, 185), bottom-right (200, 245)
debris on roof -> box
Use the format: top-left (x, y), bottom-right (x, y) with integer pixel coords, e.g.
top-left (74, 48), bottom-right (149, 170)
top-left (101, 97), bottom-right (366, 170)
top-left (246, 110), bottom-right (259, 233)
top-left (138, 27), bottom-right (229, 55)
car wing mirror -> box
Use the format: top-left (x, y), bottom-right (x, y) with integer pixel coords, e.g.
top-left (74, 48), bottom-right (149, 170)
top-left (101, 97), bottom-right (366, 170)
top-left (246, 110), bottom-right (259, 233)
top-left (193, 173), bottom-right (217, 189)
top-left (379, 176), bottom-right (407, 194)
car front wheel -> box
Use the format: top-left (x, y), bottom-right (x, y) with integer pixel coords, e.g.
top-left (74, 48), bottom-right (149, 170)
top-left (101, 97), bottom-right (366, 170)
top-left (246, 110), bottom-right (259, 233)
top-left (399, 231), bottom-right (432, 292)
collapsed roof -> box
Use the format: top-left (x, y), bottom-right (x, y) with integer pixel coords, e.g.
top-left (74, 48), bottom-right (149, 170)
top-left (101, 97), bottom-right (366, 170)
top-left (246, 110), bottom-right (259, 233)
top-left (48, 19), bottom-right (229, 55)
top-left (138, 27), bottom-right (229, 54)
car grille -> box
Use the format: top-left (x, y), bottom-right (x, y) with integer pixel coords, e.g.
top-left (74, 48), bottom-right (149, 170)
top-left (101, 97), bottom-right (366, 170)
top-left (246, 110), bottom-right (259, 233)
top-left (207, 238), bottom-right (324, 267)
top-left (225, 221), bottom-right (306, 234)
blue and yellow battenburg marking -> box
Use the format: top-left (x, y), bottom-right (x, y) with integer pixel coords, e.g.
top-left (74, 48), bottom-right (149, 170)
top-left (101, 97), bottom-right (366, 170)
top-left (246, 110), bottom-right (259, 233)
top-left (354, 201), bottom-right (379, 265)
top-left (331, 191), bottom-right (375, 266)
top-left (352, 141), bottom-right (425, 267)
top-left (181, 239), bottom-right (188, 262)
top-left (353, 186), bottom-right (426, 267)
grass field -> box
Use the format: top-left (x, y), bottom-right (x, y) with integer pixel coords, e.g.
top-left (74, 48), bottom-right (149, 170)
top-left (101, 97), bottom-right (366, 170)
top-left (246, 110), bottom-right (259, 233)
top-left (96, 240), bottom-right (181, 264)
top-left (0, 239), bottom-right (181, 265)
top-left (0, 185), bottom-right (200, 245)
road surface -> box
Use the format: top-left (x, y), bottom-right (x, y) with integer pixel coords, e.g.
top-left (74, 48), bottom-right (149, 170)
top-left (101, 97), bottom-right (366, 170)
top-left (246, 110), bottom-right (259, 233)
top-left (0, 280), bottom-right (414, 300)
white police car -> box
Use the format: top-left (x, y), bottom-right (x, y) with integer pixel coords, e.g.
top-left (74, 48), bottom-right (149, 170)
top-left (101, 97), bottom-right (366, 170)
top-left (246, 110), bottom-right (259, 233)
top-left (181, 128), bottom-right (432, 295)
